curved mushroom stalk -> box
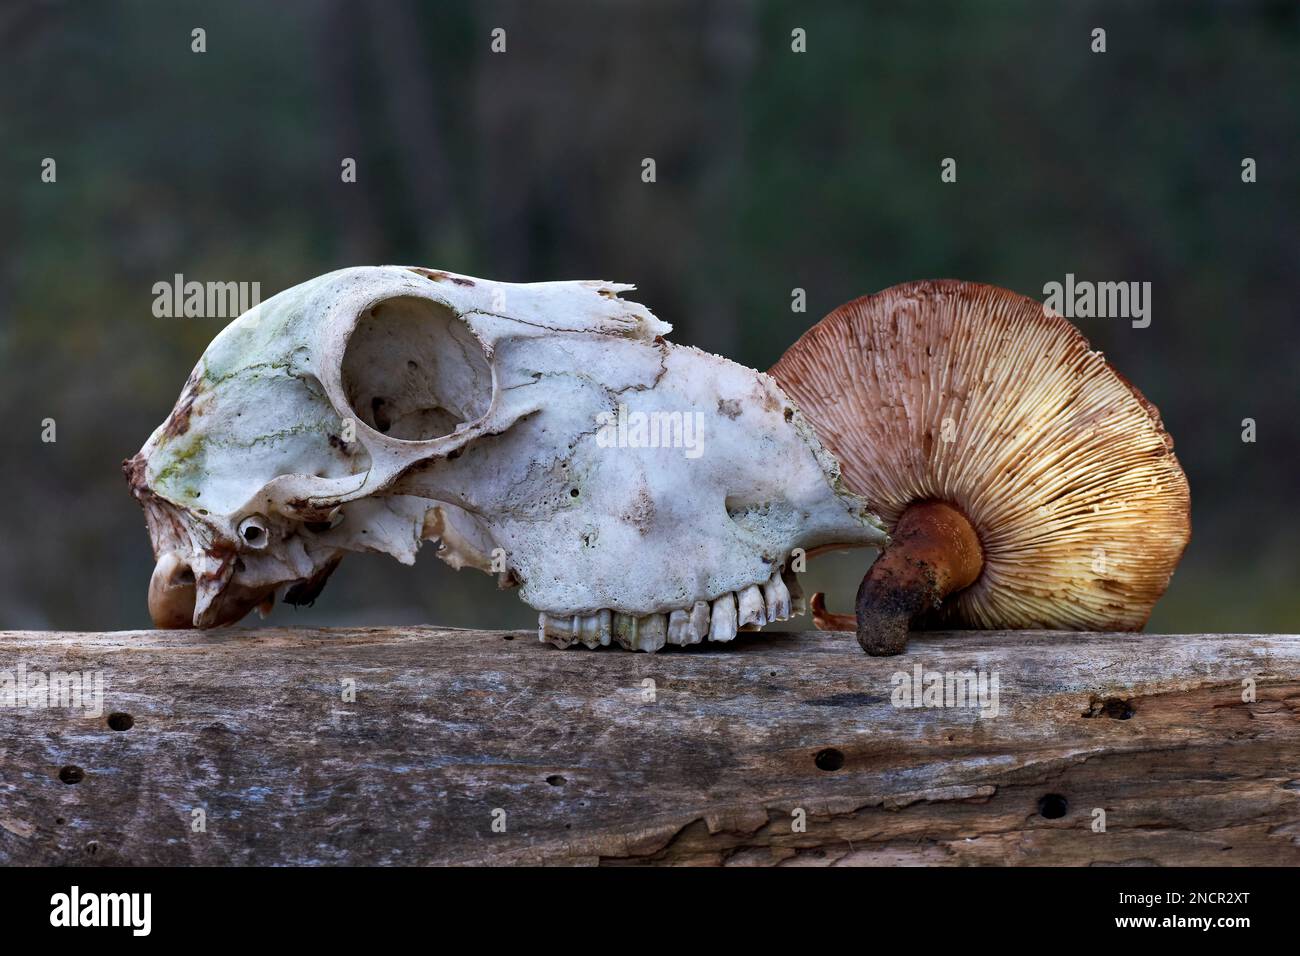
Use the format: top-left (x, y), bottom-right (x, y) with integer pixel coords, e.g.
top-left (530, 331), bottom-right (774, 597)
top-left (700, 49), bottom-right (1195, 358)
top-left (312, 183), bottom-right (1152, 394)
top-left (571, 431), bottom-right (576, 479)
top-left (775, 280), bottom-right (1191, 657)
top-left (808, 502), bottom-right (983, 654)
top-left (853, 501), bottom-right (982, 655)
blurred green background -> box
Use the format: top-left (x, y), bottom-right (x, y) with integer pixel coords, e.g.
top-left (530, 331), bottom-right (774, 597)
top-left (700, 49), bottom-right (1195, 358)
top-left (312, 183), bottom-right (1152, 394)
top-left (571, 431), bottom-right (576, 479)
top-left (2, 0), bottom-right (1296, 633)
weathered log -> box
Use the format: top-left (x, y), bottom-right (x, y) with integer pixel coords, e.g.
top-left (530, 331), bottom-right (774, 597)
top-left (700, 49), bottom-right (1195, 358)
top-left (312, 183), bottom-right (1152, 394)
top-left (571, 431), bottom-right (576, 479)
top-left (1, 627), bottom-right (1296, 865)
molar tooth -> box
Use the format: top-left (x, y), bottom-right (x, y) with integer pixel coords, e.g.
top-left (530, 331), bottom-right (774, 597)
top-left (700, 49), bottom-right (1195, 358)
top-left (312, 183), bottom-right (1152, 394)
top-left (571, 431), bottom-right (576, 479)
top-left (539, 612), bottom-right (576, 649)
top-left (737, 584), bottom-right (766, 628)
top-left (688, 602), bottom-right (710, 644)
top-left (667, 609), bottom-right (691, 645)
top-left (637, 613), bottom-right (667, 653)
top-left (709, 592), bottom-right (738, 642)
top-left (763, 569), bottom-right (791, 621)
top-left (576, 612), bottom-right (608, 649)
top-left (782, 567), bottom-right (807, 617)
top-left (612, 612), bottom-right (638, 651)
top-left (596, 608), bottom-right (612, 646)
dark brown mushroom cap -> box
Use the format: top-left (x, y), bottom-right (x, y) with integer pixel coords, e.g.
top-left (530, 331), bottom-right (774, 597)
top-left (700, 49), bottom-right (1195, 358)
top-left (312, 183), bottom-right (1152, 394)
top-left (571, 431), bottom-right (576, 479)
top-left (770, 279), bottom-right (1191, 630)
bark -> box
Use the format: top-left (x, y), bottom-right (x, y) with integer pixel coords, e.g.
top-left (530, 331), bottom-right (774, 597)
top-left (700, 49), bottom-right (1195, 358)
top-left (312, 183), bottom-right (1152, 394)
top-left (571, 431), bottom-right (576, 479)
top-left (1, 627), bottom-right (1296, 865)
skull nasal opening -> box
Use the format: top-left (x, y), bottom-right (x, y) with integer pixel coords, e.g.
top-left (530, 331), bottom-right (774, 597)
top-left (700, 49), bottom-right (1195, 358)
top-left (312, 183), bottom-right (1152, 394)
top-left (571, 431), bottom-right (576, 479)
top-left (341, 295), bottom-right (493, 441)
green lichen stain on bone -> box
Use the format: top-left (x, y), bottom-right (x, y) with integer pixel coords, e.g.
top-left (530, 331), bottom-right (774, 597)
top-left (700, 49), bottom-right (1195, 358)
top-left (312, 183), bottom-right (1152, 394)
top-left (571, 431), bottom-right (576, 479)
top-left (199, 280), bottom-right (313, 384)
top-left (152, 361), bottom-right (303, 505)
top-left (151, 430), bottom-right (208, 503)
top-left (202, 359), bottom-right (295, 389)
top-left (153, 355), bottom-right (347, 512)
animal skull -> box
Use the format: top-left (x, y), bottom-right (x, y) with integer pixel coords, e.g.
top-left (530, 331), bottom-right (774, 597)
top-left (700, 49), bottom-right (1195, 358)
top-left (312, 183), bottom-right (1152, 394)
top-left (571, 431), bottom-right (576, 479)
top-left (125, 266), bottom-right (887, 650)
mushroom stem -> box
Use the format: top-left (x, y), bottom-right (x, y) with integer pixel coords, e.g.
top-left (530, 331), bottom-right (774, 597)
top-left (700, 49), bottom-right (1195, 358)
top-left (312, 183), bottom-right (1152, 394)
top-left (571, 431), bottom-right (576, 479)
top-left (854, 500), bottom-right (983, 656)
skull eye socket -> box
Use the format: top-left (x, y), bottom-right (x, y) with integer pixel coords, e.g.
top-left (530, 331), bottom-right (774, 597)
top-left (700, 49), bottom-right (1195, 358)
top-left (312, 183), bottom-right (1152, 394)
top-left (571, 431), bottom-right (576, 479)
top-left (341, 295), bottom-right (493, 442)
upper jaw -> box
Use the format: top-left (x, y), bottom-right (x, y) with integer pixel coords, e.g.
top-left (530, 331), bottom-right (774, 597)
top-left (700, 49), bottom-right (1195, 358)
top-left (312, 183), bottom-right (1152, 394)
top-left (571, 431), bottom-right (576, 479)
top-left (538, 554), bottom-right (810, 652)
top-left (532, 462), bottom-right (884, 652)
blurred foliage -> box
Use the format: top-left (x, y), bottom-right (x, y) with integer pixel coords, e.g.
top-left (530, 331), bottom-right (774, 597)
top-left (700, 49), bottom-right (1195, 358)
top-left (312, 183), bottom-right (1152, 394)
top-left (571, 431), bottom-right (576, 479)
top-left (1, 0), bottom-right (1296, 633)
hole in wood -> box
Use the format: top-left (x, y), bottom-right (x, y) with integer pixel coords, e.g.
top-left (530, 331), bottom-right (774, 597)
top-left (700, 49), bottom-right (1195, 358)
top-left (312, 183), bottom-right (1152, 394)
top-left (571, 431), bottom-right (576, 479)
top-left (546, 774), bottom-right (566, 787)
top-left (107, 712), bottom-right (134, 731)
top-left (814, 748), bottom-right (845, 772)
top-left (1038, 793), bottom-right (1069, 819)
top-left (1082, 696), bottom-right (1135, 720)
top-left (58, 765), bottom-right (84, 785)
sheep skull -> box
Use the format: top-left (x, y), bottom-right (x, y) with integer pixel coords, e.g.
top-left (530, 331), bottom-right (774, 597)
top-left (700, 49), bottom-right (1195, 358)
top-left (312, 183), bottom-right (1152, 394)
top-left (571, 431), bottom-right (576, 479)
top-left (125, 266), bottom-right (886, 650)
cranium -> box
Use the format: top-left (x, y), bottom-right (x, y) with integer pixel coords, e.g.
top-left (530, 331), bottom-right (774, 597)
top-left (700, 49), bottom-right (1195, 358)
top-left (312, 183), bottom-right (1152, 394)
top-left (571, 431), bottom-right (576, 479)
top-left (125, 266), bottom-right (886, 650)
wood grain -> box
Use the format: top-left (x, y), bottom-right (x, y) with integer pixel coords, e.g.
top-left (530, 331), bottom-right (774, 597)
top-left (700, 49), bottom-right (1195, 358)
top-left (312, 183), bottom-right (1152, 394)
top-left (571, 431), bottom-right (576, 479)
top-left (1, 627), bottom-right (1296, 865)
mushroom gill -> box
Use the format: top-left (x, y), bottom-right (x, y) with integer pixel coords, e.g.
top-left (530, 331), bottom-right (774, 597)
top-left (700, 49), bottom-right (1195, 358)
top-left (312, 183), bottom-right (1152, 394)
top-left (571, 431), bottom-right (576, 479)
top-left (770, 279), bottom-right (1191, 655)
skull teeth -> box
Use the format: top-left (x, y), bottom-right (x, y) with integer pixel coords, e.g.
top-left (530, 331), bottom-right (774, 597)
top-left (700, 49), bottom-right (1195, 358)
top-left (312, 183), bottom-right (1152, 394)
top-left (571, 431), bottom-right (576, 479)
top-left (783, 565), bottom-right (806, 617)
top-left (763, 567), bottom-right (791, 621)
top-left (538, 563), bottom-right (806, 652)
top-left (736, 584), bottom-right (766, 629)
top-left (688, 601), bottom-right (711, 643)
top-left (709, 591), bottom-right (738, 642)
top-left (635, 613), bottom-right (668, 653)
top-left (577, 608), bottom-right (612, 648)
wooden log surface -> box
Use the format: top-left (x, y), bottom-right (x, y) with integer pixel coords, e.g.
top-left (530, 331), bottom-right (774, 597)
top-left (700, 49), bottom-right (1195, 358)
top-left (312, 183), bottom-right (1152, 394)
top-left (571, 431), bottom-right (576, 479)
top-left (1, 626), bottom-right (1297, 866)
